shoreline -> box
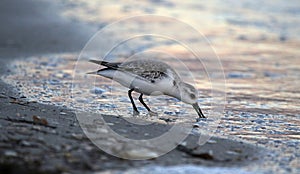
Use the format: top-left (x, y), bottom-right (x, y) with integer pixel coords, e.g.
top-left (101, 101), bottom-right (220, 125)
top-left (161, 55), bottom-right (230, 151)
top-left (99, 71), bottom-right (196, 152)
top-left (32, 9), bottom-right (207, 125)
top-left (0, 52), bottom-right (265, 173)
top-left (0, 90), bottom-right (265, 173)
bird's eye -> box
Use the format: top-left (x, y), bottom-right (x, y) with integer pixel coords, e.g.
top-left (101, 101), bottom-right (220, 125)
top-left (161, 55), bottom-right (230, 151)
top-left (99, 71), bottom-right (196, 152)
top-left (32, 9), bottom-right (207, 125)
top-left (190, 93), bottom-right (196, 99)
top-left (173, 80), bottom-right (176, 86)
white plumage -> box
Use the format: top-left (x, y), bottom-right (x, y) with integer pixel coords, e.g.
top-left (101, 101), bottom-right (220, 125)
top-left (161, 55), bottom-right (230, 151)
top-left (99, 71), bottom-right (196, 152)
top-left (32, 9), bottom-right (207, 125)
top-left (88, 59), bottom-right (205, 118)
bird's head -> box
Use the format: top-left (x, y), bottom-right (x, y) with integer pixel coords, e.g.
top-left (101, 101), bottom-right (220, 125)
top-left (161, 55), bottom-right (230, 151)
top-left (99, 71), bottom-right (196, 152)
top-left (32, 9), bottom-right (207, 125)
top-left (176, 82), bottom-right (206, 118)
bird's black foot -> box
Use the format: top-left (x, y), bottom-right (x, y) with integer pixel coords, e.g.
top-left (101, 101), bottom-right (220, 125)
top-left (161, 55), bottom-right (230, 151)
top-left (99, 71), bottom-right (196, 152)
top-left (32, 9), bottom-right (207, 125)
top-left (196, 117), bottom-right (207, 122)
top-left (148, 110), bottom-right (158, 116)
top-left (133, 110), bottom-right (140, 116)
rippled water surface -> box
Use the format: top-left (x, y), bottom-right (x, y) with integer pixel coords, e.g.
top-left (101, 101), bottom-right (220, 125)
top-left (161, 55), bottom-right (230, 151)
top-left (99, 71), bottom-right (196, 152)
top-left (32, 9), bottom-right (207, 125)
top-left (2, 0), bottom-right (300, 173)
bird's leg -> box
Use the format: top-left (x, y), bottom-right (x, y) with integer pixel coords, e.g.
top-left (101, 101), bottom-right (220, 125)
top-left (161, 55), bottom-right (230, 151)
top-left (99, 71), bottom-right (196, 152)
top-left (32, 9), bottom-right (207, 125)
top-left (138, 94), bottom-right (158, 116)
top-left (128, 89), bottom-right (139, 115)
top-left (138, 94), bottom-right (150, 111)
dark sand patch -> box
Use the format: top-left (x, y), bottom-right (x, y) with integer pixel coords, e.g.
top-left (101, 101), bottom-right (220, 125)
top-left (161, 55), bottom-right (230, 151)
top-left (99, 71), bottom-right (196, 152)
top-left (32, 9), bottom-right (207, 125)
top-left (0, 95), bottom-right (264, 173)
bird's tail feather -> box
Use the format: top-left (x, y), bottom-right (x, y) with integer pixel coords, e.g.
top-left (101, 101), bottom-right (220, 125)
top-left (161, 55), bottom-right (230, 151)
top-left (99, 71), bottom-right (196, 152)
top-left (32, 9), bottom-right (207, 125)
top-left (89, 59), bottom-right (120, 69)
top-left (89, 59), bottom-right (106, 65)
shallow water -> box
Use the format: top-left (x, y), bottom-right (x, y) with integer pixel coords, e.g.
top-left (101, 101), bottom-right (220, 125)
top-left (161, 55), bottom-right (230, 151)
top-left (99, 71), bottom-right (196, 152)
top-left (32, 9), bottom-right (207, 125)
top-left (2, 0), bottom-right (300, 173)
top-left (98, 165), bottom-right (259, 174)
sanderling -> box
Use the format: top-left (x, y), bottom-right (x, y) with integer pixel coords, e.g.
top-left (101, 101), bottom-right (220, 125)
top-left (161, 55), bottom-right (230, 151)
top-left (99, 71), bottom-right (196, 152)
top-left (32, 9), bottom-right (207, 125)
top-left (88, 59), bottom-right (206, 119)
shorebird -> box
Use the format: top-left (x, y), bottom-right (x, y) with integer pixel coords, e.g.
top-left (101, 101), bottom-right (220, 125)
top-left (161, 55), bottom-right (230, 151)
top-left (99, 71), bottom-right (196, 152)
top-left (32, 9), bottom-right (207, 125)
top-left (88, 59), bottom-right (206, 119)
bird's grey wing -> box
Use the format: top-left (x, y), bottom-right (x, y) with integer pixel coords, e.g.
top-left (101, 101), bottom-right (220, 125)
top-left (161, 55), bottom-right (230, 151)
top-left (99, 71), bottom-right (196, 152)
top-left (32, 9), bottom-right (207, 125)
top-left (138, 70), bottom-right (168, 83)
top-left (119, 66), bottom-right (169, 83)
top-left (89, 60), bottom-right (121, 69)
top-left (119, 60), bottom-right (178, 83)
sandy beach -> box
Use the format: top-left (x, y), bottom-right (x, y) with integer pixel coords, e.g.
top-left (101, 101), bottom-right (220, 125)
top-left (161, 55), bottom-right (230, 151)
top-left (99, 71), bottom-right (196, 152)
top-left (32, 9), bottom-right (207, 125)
top-left (0, 0), bottom-right (299, 174)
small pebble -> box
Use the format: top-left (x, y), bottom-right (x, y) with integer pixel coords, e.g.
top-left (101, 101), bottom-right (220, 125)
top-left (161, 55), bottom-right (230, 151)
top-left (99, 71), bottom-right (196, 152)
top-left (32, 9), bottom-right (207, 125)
top-left (227, 72), bottom-right (253, 79)
top-left (4, 150), bottom-right (18, 157)
top-left (122, 148), bottom-right (159, 159)
top-left (49, 79), bottom-right (60, 85)
top-left (32, 125), bottom-right (41, 131)
top-left (72, 133), bottom-right (83, 140)
top-left (207, 139), bottom-right (217, 144)
top-left (164, 111), bottom-right (174, 115)
top-left (20, 140), bottom-right (31, 147)
top-left (226, 150), bottom-right (240, 155)
top-left (32, 115), bottom-right (48, 125)
top-left (90, 87), bottom-right (106, 94)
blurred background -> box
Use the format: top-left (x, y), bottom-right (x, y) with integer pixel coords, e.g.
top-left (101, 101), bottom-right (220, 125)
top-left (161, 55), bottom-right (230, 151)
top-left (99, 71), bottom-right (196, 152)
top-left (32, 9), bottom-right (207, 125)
top-left (2, 0), bottom-right (299, 118)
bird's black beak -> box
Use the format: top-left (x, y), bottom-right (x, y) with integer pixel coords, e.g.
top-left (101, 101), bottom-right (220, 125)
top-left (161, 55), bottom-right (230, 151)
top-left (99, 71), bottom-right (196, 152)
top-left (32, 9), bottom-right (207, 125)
top-left (192, 103), bottom-right (206, 118)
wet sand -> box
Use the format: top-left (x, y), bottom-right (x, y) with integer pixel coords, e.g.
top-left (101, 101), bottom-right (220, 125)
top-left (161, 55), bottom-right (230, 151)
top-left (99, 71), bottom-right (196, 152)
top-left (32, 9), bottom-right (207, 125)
top-left (0, 0), bottom-right (299, 174)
